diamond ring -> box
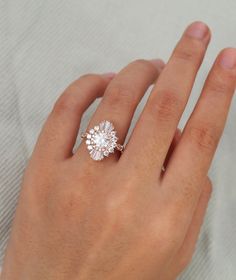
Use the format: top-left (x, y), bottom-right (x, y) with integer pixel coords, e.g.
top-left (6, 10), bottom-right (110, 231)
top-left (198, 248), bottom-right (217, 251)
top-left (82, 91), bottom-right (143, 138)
top-left (81, 120), bottom-right (124, 161)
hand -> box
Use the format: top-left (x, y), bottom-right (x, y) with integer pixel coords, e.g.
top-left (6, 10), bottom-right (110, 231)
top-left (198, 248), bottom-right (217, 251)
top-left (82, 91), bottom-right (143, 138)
top-left (1, 22), bottom-right (236, 280)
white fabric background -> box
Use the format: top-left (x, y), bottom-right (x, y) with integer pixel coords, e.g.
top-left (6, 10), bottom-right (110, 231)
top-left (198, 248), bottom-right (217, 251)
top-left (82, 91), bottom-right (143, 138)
top-left (0, 0), bottom-right (236, 279)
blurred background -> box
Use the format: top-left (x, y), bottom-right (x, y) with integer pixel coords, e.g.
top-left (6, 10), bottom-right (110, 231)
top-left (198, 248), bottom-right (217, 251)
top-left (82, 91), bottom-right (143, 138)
top-left (0, 1), bottom-right (236, 279)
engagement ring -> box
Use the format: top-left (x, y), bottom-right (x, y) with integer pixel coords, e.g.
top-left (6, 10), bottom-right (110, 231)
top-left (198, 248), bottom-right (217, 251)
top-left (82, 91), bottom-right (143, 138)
top-left (81, 120), bottom-right (124, 161)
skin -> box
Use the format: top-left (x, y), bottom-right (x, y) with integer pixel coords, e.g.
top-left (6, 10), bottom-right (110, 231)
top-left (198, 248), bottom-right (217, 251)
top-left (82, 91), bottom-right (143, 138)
top-left (1, 21), bottom-right (236, 280)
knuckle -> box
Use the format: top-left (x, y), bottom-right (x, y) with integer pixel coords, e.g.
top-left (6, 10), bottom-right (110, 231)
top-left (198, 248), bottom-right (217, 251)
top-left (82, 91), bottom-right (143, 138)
top-left (206, 76), bottom-right (231, 95)
top-left (174, 40), bottom-right (205, 63)
top-left (109, 206), bottom-right (133, 231)
top-left (174, 47), bottom-right (197, 62)
top-left (178, 253), bottom-right (193, 269)
top-left (188, 125), bottom-right (218, 152)
top-left (79, 73), bottom-right (98, 81)
top-left (105, 183), bottom-right (139, 230)
top-left (107, 189), bottom-right (131, 214)
top-left (78, 73), bottom-right (104, 87)
top-left (159, 229), bottom-right (181, 253)
top-left (132, 58), bottom-right (149, 66)
top-left (53, 74), bottom-right (104, 115)
top-left (104, 85), bottom-right (137, 110)
top-left (131, 59), bottom-right (156, 72)
top-left (64, 74), bottom-right (97, 94)
top-left (57, 188), bottom-right (84, 218)
top-left (147, 89), bottom-right (181, 122)
top-left (203, 177), bottom-right (213, 197)
top-left (179, 183), bottom-right (196, 202)
top-left (171, 177), bottom-right (199, 206)
top-left (149, 215), bottom-right (182, 251)
top-left (53, 93), bottom-right (77, 114)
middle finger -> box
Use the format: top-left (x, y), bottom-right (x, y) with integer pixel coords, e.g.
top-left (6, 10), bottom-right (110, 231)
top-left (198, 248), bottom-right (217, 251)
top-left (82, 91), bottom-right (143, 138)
top-left (122, 22), bottom-right (211, 176)
top-left (76, 59), bottom-right (164, 163)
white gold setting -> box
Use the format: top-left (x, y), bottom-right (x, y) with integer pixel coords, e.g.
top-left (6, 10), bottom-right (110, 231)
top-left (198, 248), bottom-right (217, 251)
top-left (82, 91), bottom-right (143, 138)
top-left (81, 120), bottom-right (124, 161)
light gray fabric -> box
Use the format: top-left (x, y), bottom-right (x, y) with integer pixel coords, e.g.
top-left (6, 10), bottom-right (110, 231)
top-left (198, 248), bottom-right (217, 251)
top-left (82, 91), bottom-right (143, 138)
top-left (0, 0), bottom-right (236, 278)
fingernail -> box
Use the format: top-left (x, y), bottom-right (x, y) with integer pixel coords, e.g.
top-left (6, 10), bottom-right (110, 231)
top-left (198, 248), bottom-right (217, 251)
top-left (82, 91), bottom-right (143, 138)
top-left (185, 21), bottom-right (209, 40)
top-left (102, 72), bottom-right (116, 79)
top-left (219, 48), bottom-right (236, 69)
top-left (149, 59), bottom-right (165, 70)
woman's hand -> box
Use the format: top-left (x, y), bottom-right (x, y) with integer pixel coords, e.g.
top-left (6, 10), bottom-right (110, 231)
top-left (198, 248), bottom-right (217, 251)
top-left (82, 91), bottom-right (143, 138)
top-left (1, 22), bottom-right (236, 280)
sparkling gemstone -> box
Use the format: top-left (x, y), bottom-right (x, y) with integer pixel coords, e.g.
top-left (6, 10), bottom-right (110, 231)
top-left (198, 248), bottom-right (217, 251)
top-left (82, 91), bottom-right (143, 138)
top-left (104, 120), bottom-right (113, 132)
top-left (90, 149), bottom-right (104, 161)
top-left (93, 132), bottom-right (109, 148)
top-left (85, 121), bottom-right (118, 161)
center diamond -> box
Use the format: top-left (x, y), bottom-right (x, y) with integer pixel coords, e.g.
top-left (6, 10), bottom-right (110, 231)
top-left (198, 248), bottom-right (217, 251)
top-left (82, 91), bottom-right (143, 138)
top-left (93, 132), bottom-right (109, 148)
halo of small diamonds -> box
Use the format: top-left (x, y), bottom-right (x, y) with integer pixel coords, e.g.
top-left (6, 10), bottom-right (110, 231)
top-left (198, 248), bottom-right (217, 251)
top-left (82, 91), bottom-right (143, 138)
top-left (85, 121), bottom-right (119, 161)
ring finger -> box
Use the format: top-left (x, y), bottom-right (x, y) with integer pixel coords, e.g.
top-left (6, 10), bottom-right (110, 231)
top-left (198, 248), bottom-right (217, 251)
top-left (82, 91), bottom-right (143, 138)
top-left (76, 59), bottom-right (164, 164)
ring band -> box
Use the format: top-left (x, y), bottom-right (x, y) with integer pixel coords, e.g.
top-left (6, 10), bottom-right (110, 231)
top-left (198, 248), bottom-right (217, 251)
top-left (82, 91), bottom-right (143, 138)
top-left (81, 120), bottom-right (124, 161)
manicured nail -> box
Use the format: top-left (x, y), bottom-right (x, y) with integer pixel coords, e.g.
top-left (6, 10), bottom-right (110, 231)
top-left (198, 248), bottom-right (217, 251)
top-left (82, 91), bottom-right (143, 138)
top-left (185, 21), bottom-right (209, 40)
top-left (149, 59), bottom-right (165, 70)
top-left (219, 48), bottom-right (236, 69)
top-left (102, 72), bottom-right (116, 79)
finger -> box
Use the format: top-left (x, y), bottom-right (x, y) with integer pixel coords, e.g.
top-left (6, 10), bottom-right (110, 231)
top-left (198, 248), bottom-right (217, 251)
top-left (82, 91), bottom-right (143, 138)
top-left (163, 48), bottom-right (236, 220)
top-left (76, 59), bottom-right (164, 163)
top-left (171, 177), bottom-right (212, 277)
top-left (122, 22), bottom-right (211, 176)
top-left (163, 177), bottom-right (212, 280)
top-left (32, 73), bottom-right (115, 161)
top-left (163, 128), bottom-right (181, 169)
